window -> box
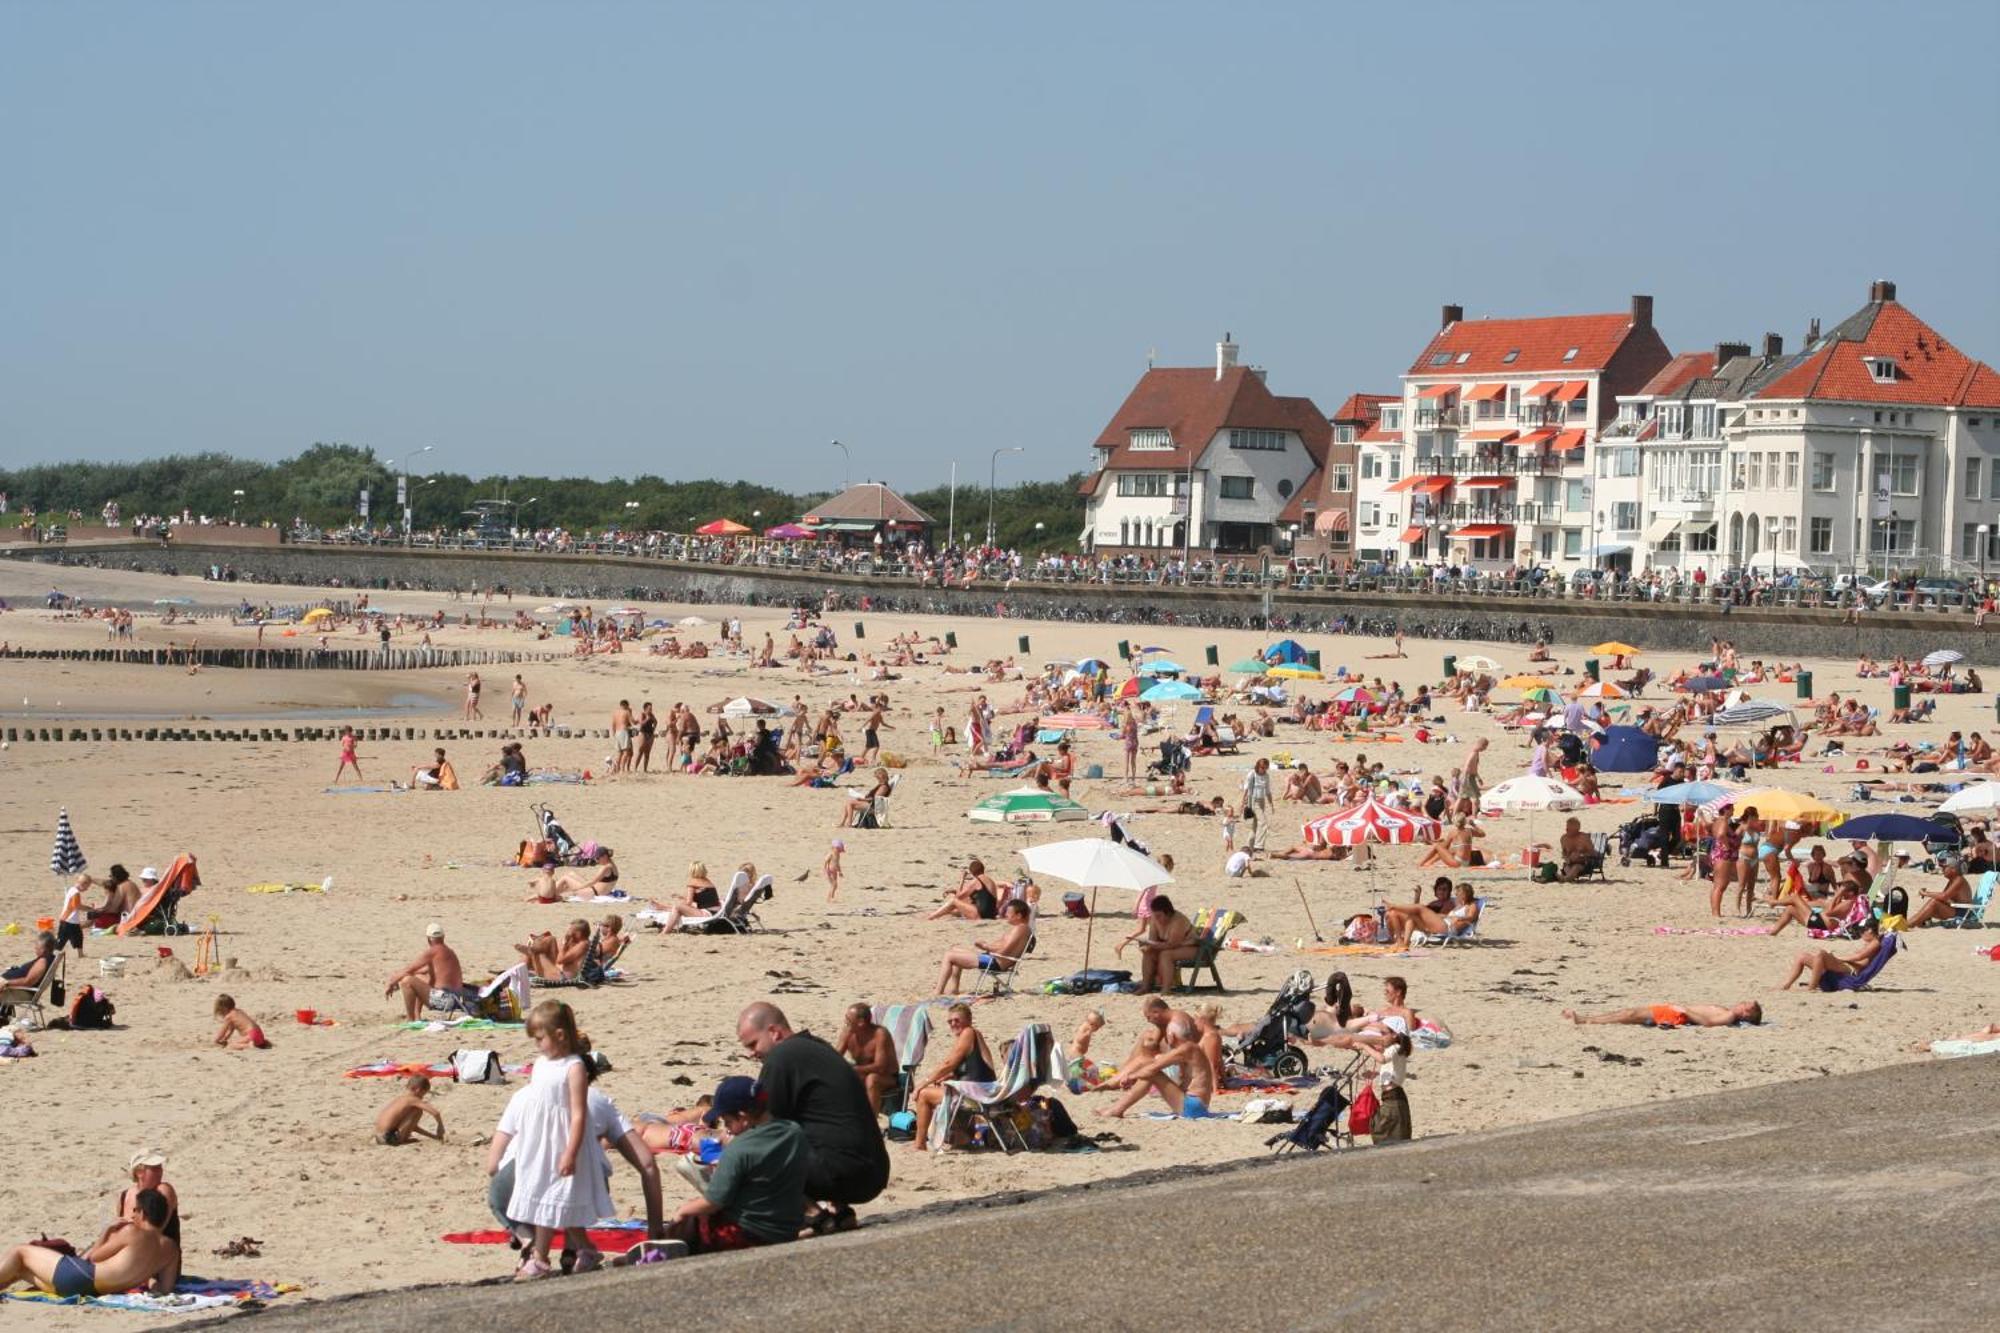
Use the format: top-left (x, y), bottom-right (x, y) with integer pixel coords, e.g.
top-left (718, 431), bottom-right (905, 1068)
top-left (1812, 451), bottom-right (1835, 490)
top-left (1693, 450), bottom-right (1721, 497)
top-left (1564, 479), bottom-right (1587, 511)
top-left (1748, 454), bottom-right (1764, 489)
top-left (1388, 456), bottom-right (1403, 481)
top-left (1230, 429), bottom-right (1286, 452)
top-left (1685, 524), bottom-right (1718, 553)
top-left (1962, 523), bottom-right (2000, 561)
top-left (1361, 454), bottom-right (1382, 480)
top-left (1611, 447), bottom-right (1640, 478)
top-left (1888, 454), bottom-right (1920, 496)
top-left (1114, 473), bottom-right (1172, 498)
top-left (1563, 529), bottom-right (1583, 557)
top-left (1218, 476), bottom-right (1254, 500)
top-left (1275, 478), bottom-right (1293, 499)
top-left (1502, 350), bottom-right (1520, 363)
top-left (1611, 501), bottom-right (1639, 532)
top-left (1455, 351), bottom-right (1471, 364)
top-left (1363, 503), bottom-right (1380, 527)
top-left (1380, 407), bottom-right (1402, 431)
top-left (1730, 453), bottom-right (1746, 490)
top-left (1332, 464), bottom-right (1354, 492)
top-left (1864, 355), bottom-right (1898, 384)
top-left (1128, 428), bottom-right (1173, 451)
top-left (1810, 517), bottom-right (1833, 553)
top-left (1967, 457), bottom-right (1983, 500)
top-left (1693, 404), bottom-right (1716, 437)
top-left (1869, 518), bottom-right (1915, 553)
top-left (1661, 404), bottom-right (1686, 438)
top-left (1430, 352), bottom-right (1451, 367)
top-left (1782, 516), bottom-right (1797, 552)
top-left (1334, 425), bottom-right (1355, 443)
top-left (1562, 347), bottom-right (1579, 362)
top-left (1784, 452), bottom-right (1799, 489)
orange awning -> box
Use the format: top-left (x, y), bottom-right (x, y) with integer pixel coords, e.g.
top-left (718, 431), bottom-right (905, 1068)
top-left (1516, 428), bottom-right (1558, 446)
top-left (1454, 524), bottom-right (1514, 540)
top-left (1416, 383), bottom-right (1458, 399)
top-left (1413, 475), bottom-right (1452, 493)
top-left (1552, 381), bottom-right (1589, 403)
top-left (1550, 429), bottom-right (1588, 452)
top-left (1459, 476), bottom-right (1514, 488)
top-left (1463, 383), bottom-right (1508, 402)
top-left (1384, 475), bottom-right (1422, 493)
top-left (1524, 381), bottom-right (1562, 397)
top-left (1460, 429), bottom-right (1518, 443)
top-left (1399, 525), bottom-right (1428, 544)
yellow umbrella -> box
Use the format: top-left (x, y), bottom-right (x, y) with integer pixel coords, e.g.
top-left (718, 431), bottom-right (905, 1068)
top-left (1733, 789), bottom-right (1840, 824)
top-left (301, 608), bottom-right (333, 624)
top-left (1502, 675), bottom-right (1552, 690)
top-left (1267, 664), bottom-right (1323, 680)
top-left (1591, 641), bottom-right (1641, 656)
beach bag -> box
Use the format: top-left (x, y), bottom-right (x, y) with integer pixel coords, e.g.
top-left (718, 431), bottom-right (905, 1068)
top-left (1061, 892), bottom-right (1091, 919)
top-left (451, 1049), bottom-right (504, 1084)
top-left (1881, 886), bottom-right (1909, 919)
top-left (1032, 1094), bottom-right (1079, 1141)
top-left (1349, 1082), bottom-right (1378, 1134)
top-left (68, 987), bottom-right (113, 1030)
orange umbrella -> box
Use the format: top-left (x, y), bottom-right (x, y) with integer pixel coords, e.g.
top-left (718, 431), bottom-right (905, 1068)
top-left (696, 518), bottom-right (752, 536)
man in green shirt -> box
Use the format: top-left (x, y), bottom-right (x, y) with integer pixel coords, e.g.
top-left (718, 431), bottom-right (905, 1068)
top-left (670, 1076), bottom-right (808, 1252)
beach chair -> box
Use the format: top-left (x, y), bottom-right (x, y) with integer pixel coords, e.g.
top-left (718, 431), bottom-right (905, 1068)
top-left (676, 874), bottom-right (767, 935)
top-left (0, 951), bottom-right (65, 1032)
top-left (474, 963), bottom-right (531, 1020)
top-left (1943, 869), bottom-right (1997, 929)
top-left (1174, 908), bottom-right (1243, 992)
top-left (1438, 897), bottom-right (1490, 947)
top-left (870, 1002), bottom-right (933, 1116)
top-left (928, 1022), bottom-right (1054, 1153)
top-left (1819, 932), bottom-right (1900, 992)
top-left (1581, 833), bottom-right (1611, 881)
top-left (853, 774), bottom-right (899, 830)
top-left (972, 907), bottom-right (1038, 998)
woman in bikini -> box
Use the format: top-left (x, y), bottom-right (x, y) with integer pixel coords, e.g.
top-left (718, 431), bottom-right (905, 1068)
top-left (1382, 883), bottom-right (1479, 947)
top-left (648, 861), bottom-right (720, 932)
top-left (1708, 814), bottom-right (1742, 918)
top-left (526, 847), bottom-right (619, 902)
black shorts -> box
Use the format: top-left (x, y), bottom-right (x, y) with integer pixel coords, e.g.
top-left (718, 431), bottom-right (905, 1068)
top-left (56, 920), bottom-right (85, 953)
top-left (865, 729), bottom-right (880, 750)
top-left (802, 1145), bottom-right (889, 1208)
top-left (971, 889), bottom-right (997, 920)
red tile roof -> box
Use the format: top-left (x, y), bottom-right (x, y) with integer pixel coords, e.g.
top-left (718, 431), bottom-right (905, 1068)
top-left (1091, 366), bottom-right (1332, 472)
top-left (1635, 351), bottom-right (1717, 398)
top-left (1331, 392), bottom-right (1394, 424)
top-left (1754, 300), bottom-right (2000, 408)
top-left (1279, 469), bottom-right (1320, 524)
top-left (1407, 312), bottom-right (1641, 377)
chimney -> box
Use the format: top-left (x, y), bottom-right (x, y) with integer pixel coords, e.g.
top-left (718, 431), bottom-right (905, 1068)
top-left (1762, 332), bottom-right (1784, 360)
top-left (1249, 366), bottom-right (1267, 384)
top-left (1631, 294), bottom-right (1654, 329)
top-left (1440, 304), bottom-right (1463, 329)
top-left (1869, 279), bottom-right (1897, 303)
top-left (1806, 317), bottom-right (1821, 345)
top-left (1715, 341), bottom-right (1751, 367)
top-left (1216, 332), bottom-right (1239, 381)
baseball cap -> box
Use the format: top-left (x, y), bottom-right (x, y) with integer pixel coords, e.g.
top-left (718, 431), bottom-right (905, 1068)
top-left (702, 1075), bottom-right (763, 1126)
top-left (139, 867), bottom-right (160, 883)
top-left (129, 1149), bottom-right (167, 1171)
top-left (425, 922), bottom-right (445, 939)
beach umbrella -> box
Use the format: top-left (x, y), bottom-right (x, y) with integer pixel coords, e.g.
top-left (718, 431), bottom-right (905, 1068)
top-left (763, 522), bottom-right (815, 539)
top-left (1591, 726), bottom-right (1660, 774)
top-left (1139, 679), bottom-right (1202, 703)
top-left (1302, 799), bottom-right (1439, 847)
top-left (1267, 664), bottom-right (1323, 680)
top-left (537, 602), bottom-right (578, 615)
top-left (50, 808), bottom-right (86, 878)
top-left (1921, 649), bottom-right (1964, 669)
top-left (676, 615), bottom-right (709, 628)
top-left (969, 788), bottom-right (1091, 825)
top-left (1576, 681), bottom-right (1626, 698)
top-left (1713, 700), bottom-right (1792, 727)
top-left (1018, 836), bottom-right (1173, 971)
top-left (1502, 674), bottom-right (1553, 690)
top-left (1137, 659), bottom-right (1185, 676)
top-left (696, 518), bottom-right (752, 536)
top-left (153, 596), bottom-right (195, 606)
top-left (1136, 645), bottom-right (1173, 656)
top-left (1829, 813), bottom-right (1958, 845)
top-left (1227, 658), bottom-right (1271, 674)
top-left (1040, 712), bottom-right (1113, 731)
top-left (1332, 685), bottom-right (1376, 705)
top-left (1521, 687), bottom-right (1559, 704)
top-left (717, 697), bottom-right (786, 717)
top-left (1480, 774), bottom-right (1585, 813)
top-left (1114, 677), bottom-right (1144, 699)
top-left (1728, 789), bottom-right (1841, 825)
top-left (300, 607), bottom-right (333, 624)
top-left (1937, 782), bottom-right (2000, 816)
top-left (1680, 674), bottom-right (1728, 692)
top-left (602, 605), bottom-right (644, 617)
top-left (1456, 655), bottom-right (1501, 672)
top-left (1645, 780), bottom-right (1740, 806)
top-left (1591, 641), bottom-right (1642, 657)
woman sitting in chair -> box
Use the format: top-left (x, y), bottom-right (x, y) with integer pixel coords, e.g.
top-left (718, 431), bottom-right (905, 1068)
top-left (926, 859), bottom-right (1001, 921)
top-left (932, 901), bottom-right (1032, 996)
top-left (648, 861), bottom-right (722, 933)
top-left (839, 768), bottom-right (892, 827)
top-left (0, 931), bottom-right (57, 1004)
top-left (908, 1003), bottom-right (998, 1150)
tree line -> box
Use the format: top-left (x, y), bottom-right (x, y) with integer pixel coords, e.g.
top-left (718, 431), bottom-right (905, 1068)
top-left (1, 444), bottom-right (1089, 553)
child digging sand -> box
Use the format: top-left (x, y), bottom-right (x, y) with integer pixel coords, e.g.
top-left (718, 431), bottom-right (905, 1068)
top-left (211, 995), bottom-right (269, 1050)
top-left (376, 1074), bottom-right (445, 1146)
top-left (488, 1000), bottom-right (609, 1280)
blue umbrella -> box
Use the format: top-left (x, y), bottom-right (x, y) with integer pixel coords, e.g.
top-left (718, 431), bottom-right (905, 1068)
top-left (1645, 781), bottom-right (1736, 805)
top-left (1137, 659), bottom-right (1185, 676)
top-left (1829, 813), bottom-right (1959, 844)
top-left (1139, 680), bottom-right (1202, 702)
top-left (1591, 725), bottom-right (1660, 774)
top-left (1263, 638), bottom-right (1309, 664)
top-left (1074, 658), bottom-right (1109, 675)
top-left (1680, 674), bottom-right (1728, 692)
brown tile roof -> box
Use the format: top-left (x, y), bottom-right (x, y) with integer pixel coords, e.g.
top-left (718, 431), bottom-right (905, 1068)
top-left (1636, 351), bottom-right (1717, 398)
top-left (1092, 366), bottom-right (1331, 471)
top-left (1406, 312), bottom-right (1641, 377)
top-left (1279, 469), bottom-right (1319, 523)
top-left (802, 482), bottom-right (934, 526)
top-left (1331, 392), bottom-right (1394, 424)
top-left (1753, 299), bottom-right (2000, 408)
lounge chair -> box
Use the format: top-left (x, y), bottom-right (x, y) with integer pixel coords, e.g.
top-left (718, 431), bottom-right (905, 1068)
top-left (927, 1021), bottom-right (1054, 1153)
top-left (0, 951), bottom-right (65, 1031)
top-left (669, 872), bottom-right (771, 935)
top-left (870, 1002), bottom-right (933, 1115)
top-left (1818, 932), bottom-right (1900, 992)
top-left (1942, 870), bottom-right (1996, 929)
top-left (1174, 908), bottom-right (1244, 992)
top-left (1438, 897), bottom-right (1490, 947)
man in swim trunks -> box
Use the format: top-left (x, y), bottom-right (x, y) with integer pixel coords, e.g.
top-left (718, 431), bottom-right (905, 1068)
top-left (1102, 996), bottom-right (1216, 1118)
top-left (385, 923), bottom-right (477, 1020)
top-left (0, 1187), bottom-right (179, 1298)
top-left (1562, 1001), bottom-right (1763, 1027)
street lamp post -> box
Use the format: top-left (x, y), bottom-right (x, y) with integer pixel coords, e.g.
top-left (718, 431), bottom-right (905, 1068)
top-left (1979, 524), bottom-right (1990, 596)
top-left (398, 444), bottom-right (434, 541)
top-left (987, 446), bottom-right (1023, 548)
top-left (231, 488), bottom-right (245, 523)
top-left (831, 440), bottom-right (850, 490)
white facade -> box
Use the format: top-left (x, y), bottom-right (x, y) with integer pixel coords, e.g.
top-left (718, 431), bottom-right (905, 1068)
top-left (1085, 427), bottom-right (1318, 554)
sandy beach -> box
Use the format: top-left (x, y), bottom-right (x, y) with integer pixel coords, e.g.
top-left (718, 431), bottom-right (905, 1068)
top-left (2, 562), bottom-right (1994, 1321)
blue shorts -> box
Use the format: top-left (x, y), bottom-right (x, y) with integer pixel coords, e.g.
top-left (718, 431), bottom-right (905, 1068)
top-left (977, 953), bottom-right (997, 969)
top-left (52, 1254), bottom-right (96, 1298)
top-left (1180, 1096), bottom-right (1211, 1119)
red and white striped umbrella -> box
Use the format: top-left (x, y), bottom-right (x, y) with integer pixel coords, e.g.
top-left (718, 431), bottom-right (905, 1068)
top-left (1302, 798), bottom-right (1439, 847)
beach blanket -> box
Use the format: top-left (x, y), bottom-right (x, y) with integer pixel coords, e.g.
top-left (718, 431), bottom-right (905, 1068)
top-left (395, 1018), bottom-right (525, 1032)
top-left (561, 892), bottom-right (630, 904)
top-left (345, 1059), bottom-right (531, 1080)
top-left (1299, 943), bottom-right (1431, 958)
top-left (321, 785), bottom-right (402, 794)
top-left (245, 882), bottom-right (326, 894)
top-left (1223, 1073), bottom-right (1317, 1092)
top-left (444, 1223), bottom-right (646, 1249)
top-left (1651, 925), bottom-right (1771, 937)
top-left (525, 771), bottom-right (590, 785)
top-left (1, 1277), bottom-right (297, 1312)
top-left (1929, 1037), bottom-right (2000, 1058)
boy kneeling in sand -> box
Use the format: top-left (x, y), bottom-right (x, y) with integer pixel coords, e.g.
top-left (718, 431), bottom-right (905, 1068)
top-left (376, 1074), bottom-right (446, 1146)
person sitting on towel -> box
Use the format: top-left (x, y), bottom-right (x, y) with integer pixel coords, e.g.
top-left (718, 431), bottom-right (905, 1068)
top-left (0, 1187), bottom-right (179, 1299)
top-left (385, 923), bottom-right (476, 1020)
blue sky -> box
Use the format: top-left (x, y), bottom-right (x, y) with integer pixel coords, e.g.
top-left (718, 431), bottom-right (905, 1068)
top-left (4, 1), bottom-right (1995, 489)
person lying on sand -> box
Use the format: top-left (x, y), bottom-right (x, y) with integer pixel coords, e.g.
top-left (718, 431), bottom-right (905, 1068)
top-left (1562, 1001), bottom-right (1763, 1028)
top-left (1908, 1022), bottom-right (2000, 1053)
top-left (635, 1097), bottom-right (713, 1154)
top-left (376, 1073), bottom-right (445, 1145)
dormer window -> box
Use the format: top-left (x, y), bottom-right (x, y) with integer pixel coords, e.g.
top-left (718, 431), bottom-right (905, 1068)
top-left (1502, 350), bottom-right (1520, 363)
top-left (1864, 355), bottom-right (1898, 384)
top-left (1430, 352), bottom-right (1451, 367)
top-left (1128, 428), bottom-right (1174, 451)
top-left (1454, 352), bottom-right (1471, 364)
top-left (1562, 347), bottom-right (1580, 362)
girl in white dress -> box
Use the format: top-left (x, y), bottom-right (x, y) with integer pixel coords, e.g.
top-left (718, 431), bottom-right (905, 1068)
top-left (502, 1000), bottom-right (611, 1279)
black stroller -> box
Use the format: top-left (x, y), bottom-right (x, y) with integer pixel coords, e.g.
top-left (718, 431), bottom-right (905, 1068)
top-left (1616, 811), bottom-right (1677, 868)
top-left (1265, 1052), bottom-right (1366, 1155)
top-left (1147, 738), bottom-right (1192, 779)
top-left (532, 803), bottom-right (579, 862)
top-left (1230, 969), bottom-right (1317, 1078)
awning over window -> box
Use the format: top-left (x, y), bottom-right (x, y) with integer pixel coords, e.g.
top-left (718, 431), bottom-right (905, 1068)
top-left (1550, 429), bottom-right (1588, 452)
top-left (1584, 543), bottom-right (1632, 558)
top-left (1552, 381), bottom-right (1590, 403)
top-left (1460, 476), bottom-right (1514, 489)
top-left (1399, 525), bottom-right (1428, 544)
top-left (1643, 516), bottom-right (1680, 542)
top-left (1388, 474), bottom-right (1451, 494)
top-left (1315, 509), bottom-right (1350, 534)
top-left (1453, 524), bottom-right (1514, 540)
top-left (1416, 383), bottom-right (1458, 400)
top-left (1460, 429), bottom-right (1519, 443)
top-left (1525, 381), bottom-right (1562, 398)
top-left (1384, 475), bottom-right (1421, 493)
top-left (1679, 519), bottom-right (1718, 536)
top-left (1516, 428), bottom-right (1558, 446)
top-left (1464, 383), bottom-right (1508, 402)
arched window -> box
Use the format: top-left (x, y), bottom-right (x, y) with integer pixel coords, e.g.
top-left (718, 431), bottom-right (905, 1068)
top-left (1729, 513), bottom-right (1743, 556)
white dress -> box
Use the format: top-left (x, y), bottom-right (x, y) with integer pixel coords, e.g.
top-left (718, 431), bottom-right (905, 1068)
top-left (505, 1055), bottom-right (614, 1229)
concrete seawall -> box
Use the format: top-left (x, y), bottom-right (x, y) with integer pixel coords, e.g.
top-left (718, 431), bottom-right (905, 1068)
top-left (8, 539), bottom-right (1993, 661)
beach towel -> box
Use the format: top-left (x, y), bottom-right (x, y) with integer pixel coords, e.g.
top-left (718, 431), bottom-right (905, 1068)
top-left (344, 1059), bottom-right (532, 1080)
top-left (1, 1277), bottom-right (297, 1312)
top-left (322, 785), bottom-right (400, 794)
top-left (1651, 925), bottom-right (1771, 937)
top-left (561, 893), bottom-right (629, 904)
top-left (245, 882), bottom-right (327, 894)
top-left (395, 1018), bottom-right (524, 1032)
top-left (1929, 1037), bottom-right (2000, 1058)
top-left (1299, 943), bottom-right (1430, 958)
top-left (443, 1224), bottom-right (645, 1249)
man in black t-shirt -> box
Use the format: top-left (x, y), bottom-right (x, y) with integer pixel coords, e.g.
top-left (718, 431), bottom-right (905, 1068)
top-left (737, 1001), bottom-right (890, 1230)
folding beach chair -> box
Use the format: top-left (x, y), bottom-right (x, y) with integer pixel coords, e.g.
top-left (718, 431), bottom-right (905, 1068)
top-left (1438, 897), bottom-right (1490, 947)
top-left (1943, 870), bottom-right (1995, 929)
top-left (1173, 908), bottom-right (1243, 991)
top-left (929, 1022), bottom-right (1054, 1153)
top-left (853, 774), bottom-right (899, 829)
top-left (0, 950), bottom-right (65, 1032)
top-left (1819, 932), bottom-right (1900, 992)
top-left (972, 907), bottom-right (1038, 998)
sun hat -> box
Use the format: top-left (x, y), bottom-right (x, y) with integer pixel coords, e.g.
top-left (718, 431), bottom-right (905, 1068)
top-left (129, 1149), bottom-right (167, 1171)
top-left (138, 867), bottom-right (160, 883)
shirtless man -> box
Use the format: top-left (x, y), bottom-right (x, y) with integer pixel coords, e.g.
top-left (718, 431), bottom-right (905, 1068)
top-left (1563, 1000), bottom-right (1763, 1027)
top-left (386, 923), bottom-right (475, 1020)
top-left (0, 1188), bottom-right (179, 1299)
top-left (932, 900), bottom-right (1033, 995)
top-left (1457, 737), bottom-right (1489, 814)
top-left (1555, 817), bottom-right (1598, 881)
top-left (1103, 995), bottom-right (1216, 1118)
top-left (611, 699), bottom-right (635, 773)
top-left (834, 1003), bottom-right (900, 1112)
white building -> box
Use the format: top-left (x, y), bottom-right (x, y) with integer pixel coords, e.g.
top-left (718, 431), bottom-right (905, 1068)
top-left (1081, 337), bottom-right (1331, 557)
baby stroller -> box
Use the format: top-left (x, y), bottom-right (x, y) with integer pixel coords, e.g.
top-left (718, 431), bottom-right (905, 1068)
top-left (1616, 812), bottom-right (1675, 868)
top-left (531, 803), bottom-right (579, 861)
top-left (1266, 1053), bottom-right (1366, 1155)
top-left (1229, 969), bottom-right (1317, 1078)
top-left (1147, 738), bottom-right (1192, 779)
